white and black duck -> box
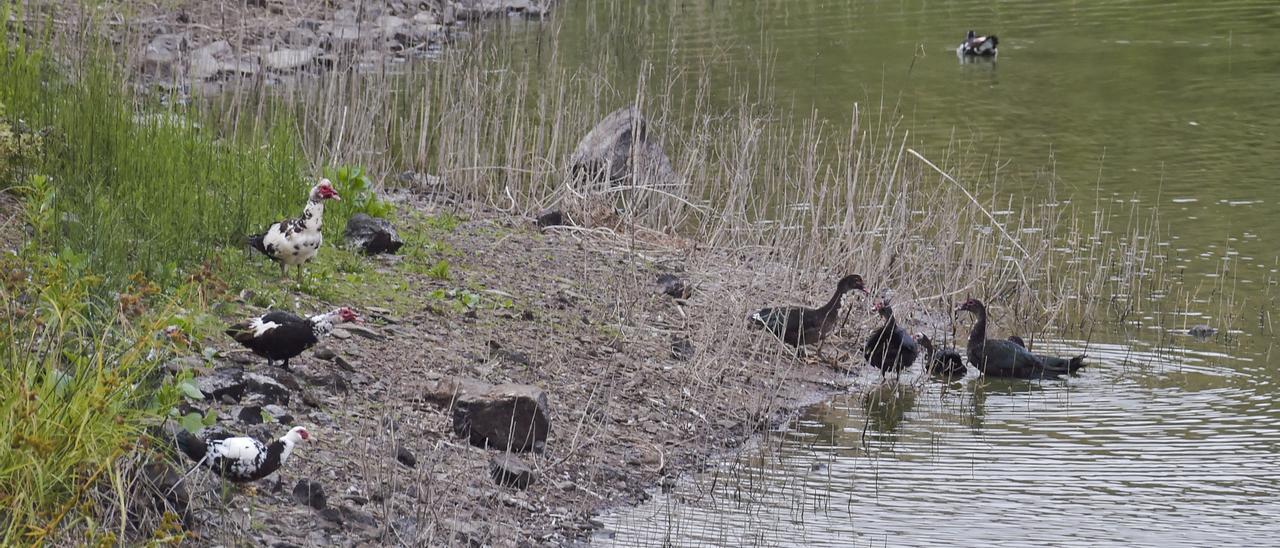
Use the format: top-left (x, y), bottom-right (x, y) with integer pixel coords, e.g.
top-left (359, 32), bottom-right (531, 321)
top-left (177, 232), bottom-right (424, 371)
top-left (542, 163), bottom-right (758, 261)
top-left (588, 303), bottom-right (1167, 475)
top-left (957, 30), bottom-right (999, 56)
top-left (176, 426), bottom-right (310, 483)
top-left (749, 274), bottom-right (867, 349)
top-left (226, 307), bottom-right (360, 369)
top-left (248, 179), bottom-right (341, 281)
top-left (863, 298), bottom-right (919, 376)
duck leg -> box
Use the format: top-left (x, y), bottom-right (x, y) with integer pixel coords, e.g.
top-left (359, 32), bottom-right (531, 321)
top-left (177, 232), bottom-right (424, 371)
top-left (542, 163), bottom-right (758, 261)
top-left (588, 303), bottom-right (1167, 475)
top-left (279, 262), bottom-right (288, 280)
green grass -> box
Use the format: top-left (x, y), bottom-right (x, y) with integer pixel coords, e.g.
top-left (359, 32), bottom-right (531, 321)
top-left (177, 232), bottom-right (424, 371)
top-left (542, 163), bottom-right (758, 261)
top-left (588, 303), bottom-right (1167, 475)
top-left (0, 9), bottom-right (306, 288)
top-left (0, 255), bottom-right (183, 544)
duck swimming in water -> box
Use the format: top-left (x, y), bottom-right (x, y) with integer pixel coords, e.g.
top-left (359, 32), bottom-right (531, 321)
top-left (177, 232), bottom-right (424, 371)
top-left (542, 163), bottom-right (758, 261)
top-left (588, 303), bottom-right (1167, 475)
top-left (957, 30), bottom-right (999, 56)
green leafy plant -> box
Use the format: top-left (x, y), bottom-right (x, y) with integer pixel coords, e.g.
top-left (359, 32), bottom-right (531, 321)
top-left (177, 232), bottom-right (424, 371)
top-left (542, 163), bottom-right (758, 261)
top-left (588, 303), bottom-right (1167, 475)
top-left (426, 259), bottom-right (451, 280)
top-left (323, 165), bottom-right (395, 226)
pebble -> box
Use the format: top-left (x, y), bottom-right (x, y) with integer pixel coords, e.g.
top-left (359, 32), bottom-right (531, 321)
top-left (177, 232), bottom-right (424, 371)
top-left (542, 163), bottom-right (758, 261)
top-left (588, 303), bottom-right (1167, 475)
top-left (330, 328), bottom-right (352, 340)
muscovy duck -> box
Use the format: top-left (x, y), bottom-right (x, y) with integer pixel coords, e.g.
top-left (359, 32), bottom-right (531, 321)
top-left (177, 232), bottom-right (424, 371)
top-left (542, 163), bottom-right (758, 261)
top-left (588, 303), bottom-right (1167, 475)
top-left (248, 179), bottom-right (341, 282)
top-left (1005, 334), bottom-right (1086, 374)
top-left (749, 274), bottom-right (867, 348)
top-left (863, 298), bottom-right (919, 376)
top-left (957, 30), bottom-right (999, 56)
top-left (176, 426), bottom-right (310, 482)
top-left (956, 299), bottom-right (1084, 378)
top-left (226, 307), bottom-right (361, 369)
top-left (917, 333), bottom-right (966, 379)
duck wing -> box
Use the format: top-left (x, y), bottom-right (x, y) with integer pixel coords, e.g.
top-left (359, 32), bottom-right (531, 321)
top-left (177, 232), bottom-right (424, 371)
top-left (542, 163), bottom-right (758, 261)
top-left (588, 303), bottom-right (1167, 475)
top-left (751, 306), bottom-right (806, 345)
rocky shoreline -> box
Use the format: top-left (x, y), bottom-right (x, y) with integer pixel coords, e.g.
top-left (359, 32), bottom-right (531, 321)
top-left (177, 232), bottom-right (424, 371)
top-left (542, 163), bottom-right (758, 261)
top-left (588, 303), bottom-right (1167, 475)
top-left (35, 0), bottom-right (554, 98)
top-left (153, 191), bottom-right (856, 545)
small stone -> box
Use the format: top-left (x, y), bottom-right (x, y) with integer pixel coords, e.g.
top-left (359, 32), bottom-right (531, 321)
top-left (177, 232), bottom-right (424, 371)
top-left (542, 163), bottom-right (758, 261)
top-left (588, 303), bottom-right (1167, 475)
top-left (344, 325), bottom-right (385, 340)
top-left (332, 355), bottom-right (357, 373)
top-left (656, 273), bottom-right (692, 299)
top-left (301, 390), bottom-right (322, 408)
top-left (313, 346), bottom-right (337, 361)
top-left (486, 340), bottom-right (532, 367)
top-left (263, 404), bottom-right (293, 424)
top-left (670, 336), bottom-right (695, 361)
top-left (536, 209), bottom-right (565, 228)
top-left (237, 405), bottom-right (264, 425)
top-left (196, 367), bottom-right (246, 402)
top-left (243, 373), bottom-right (291, 405)
top-left (489, 454), bottom-right (537, 489)
top-left (330, 328), bottom-right (352, 340)
top-left (293, 479), bottom-right (327, 510)
top-left (395, 444), bottom-right (416, 468)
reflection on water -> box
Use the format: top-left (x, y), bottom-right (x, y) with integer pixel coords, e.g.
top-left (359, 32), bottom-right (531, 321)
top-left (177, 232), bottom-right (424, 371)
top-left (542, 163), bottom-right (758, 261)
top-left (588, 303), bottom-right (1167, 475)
top-left (525, 0), bottom-right (1280, 545)
top-left (598, 339), bottom-right (1280, 546)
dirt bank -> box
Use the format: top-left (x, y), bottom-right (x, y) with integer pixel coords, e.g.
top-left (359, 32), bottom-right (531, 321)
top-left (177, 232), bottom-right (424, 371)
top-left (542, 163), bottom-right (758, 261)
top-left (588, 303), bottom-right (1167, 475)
top-left (167, 187), bottom-right (869, 546)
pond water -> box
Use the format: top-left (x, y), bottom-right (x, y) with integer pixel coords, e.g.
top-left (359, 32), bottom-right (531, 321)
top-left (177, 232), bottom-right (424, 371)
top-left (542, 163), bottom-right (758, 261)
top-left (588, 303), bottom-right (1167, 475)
top-left (506, 1), bottom-right (1280, 545)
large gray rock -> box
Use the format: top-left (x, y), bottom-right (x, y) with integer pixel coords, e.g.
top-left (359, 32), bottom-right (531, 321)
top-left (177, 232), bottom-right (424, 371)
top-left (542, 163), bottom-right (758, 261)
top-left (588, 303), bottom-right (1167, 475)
top-left (244, 373), bottom-right (291, 405)
top-left (568, 106), bottom-right (677, 191)
top-left (344, 213), bottom-right (404, 255)
top-left (195, 367), bottom-right (245, 402)
top-left (452, 383), bottom-right (551, 453)
top-left (423, 377), bottom-right (494, 408)
top-left (189, 40), bottom-right (258, 80)
top-left (142, 34), bottom-right (187, 78)
top-left (264, 47), bottom-right (321, 71)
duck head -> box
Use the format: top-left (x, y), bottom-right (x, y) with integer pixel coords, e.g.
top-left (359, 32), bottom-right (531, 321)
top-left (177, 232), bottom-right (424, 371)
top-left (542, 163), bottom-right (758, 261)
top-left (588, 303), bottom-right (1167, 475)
top-left (955, 298), bottom-right (986, 315)
top-left (836, 274), bottom-right (868, 295)
top-left (309, 179), bottom-right (341, 201)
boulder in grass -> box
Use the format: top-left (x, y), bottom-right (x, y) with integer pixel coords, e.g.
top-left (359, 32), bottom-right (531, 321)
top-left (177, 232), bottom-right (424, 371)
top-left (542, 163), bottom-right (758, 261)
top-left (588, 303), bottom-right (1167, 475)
top-left (568, 106), bottom-right (678, 191)
top-left (344, 213), bottom-right (404, 255)
top-left (452, 383), bottom-right (551, 453)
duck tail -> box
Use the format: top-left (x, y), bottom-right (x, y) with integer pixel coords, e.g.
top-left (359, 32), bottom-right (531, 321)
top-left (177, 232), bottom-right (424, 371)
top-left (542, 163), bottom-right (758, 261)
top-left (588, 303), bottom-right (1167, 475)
top-left (246, 232), bottom-right (269, 256)
top-left (175, 429), bottom-right (207, 463)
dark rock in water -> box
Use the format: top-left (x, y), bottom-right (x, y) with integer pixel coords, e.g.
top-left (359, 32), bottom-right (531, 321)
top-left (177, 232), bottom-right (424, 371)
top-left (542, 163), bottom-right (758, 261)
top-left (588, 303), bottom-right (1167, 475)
top-left (453, 383), bottom-right (551, 453)
top-left (244, 373), bottom-right (291, 405)
top-left (670, 336), bottom-right (695, 361)
top-left (395, 443), bottom-right (416, 468)
top-left (536, 209), bottom-right (565, 228)
top-left (489, 453), bottom-right (537, 489)
top-left (1189, 324), bottom-right (1217, 339)
top-left (196, 367), bottom-right (246, 402)
top-left (238, 405), bottom-right (265, 425)
top-left (569, 106), bottom-right (678, 190)
top-left (293, 479), bottom-right (328, 510)
top-left (656, 273), bottom-right (691, 299)
top-left (344, 213), bottom-right (404, 255)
